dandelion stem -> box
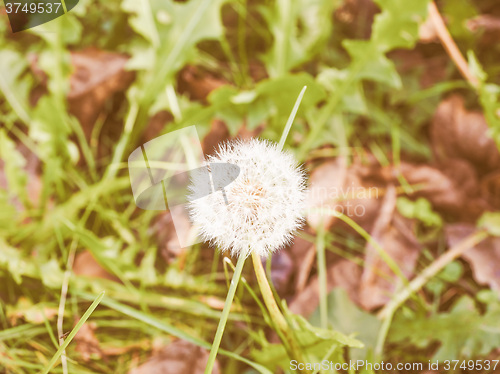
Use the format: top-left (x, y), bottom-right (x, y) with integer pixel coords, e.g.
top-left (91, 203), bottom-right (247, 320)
top-left (205, 254), bottom-right (246, 374)
top-left (251, 251), bottom-right (310, 374)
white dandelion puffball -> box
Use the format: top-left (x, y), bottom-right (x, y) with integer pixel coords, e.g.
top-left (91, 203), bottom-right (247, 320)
top-left (188, 138), bottom-right (307, 258)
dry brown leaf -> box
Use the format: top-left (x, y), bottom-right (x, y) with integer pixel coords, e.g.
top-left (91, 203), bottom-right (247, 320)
top-left (128, 340), bottom-right (220, 374)
top-left (397, 160), bottom-right (487, 221)
top-left (267, 250), bottom-right (294, 295)
top-left (289, 259), bottom-right (361, 318)
top-left (178, 65), bottom-right (226, 102)
top-left (202, 120), bottom-right (230, 156)
top-left (359, 186), bottom-right (421, 310)
top-left (73, 250), bottom-right (117, 281)
top-left (294, 244), bottom-right (316, 293)
top-left (306, 155), bottom-right (382, 232)
top-left (74, 320), bottom-right (103, 361)
top-left (446, 224), bottom-right (500, 295)
top-left (306, 157), bottom-right (348, 230)
top-left (480, 170), bottom-right (500, 210)
top-left (155, 207), bottom-right (193, 266)
top-left (431, 95), bottom-right (500, 171)
top-left (467, 15), bottom-right (500, 32)
top-left (339, 159), bottom-right (383, 232)
top-left (68, 49), bottom-right (134, 137)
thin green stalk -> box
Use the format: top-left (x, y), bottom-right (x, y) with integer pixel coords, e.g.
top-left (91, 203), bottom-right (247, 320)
top-left (316, 225), bottom-right (328, 329)
top-left (225, 258), bottom-right (271, 325)
top-left (42, 291), bottom-right (105, 374)
top-left (210, 249), bottom-right (221, 283)
top-left (377, 230), bottom-right (488, 320)
top-left (205, 254), bottom-right (246, 374)
top-left (374, 302), bottom-right (395, 361)
top-left (76, 290), bottom-right (271, 373)
top-left (373, 231), bottom-right (488, 360)
top-left (297, 64), bottom-right (360, 160)
top-left (278, 86), bottom-right (307, 150)
top-left (237, 0), bottom-right (249, 86)
top-left (307, 207), bottom-right (408, 284)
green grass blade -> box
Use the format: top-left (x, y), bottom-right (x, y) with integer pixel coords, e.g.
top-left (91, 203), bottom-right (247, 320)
top-left (205, 254), bottom-right (246, 374)
top-left (41, 291), bottom-right (105, 374)
top-left (75, 290), bottom-right (272, 374)
top-left (278, 86), bottom-right (307, 151)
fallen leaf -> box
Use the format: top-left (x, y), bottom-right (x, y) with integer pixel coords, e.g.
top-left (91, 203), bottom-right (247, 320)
top-left (359, 185), bottom-right (421, 310)
top-left (7, 297), bottom-right (57, 325)
top-left (309, 288), bottom-right (381, 360)
top-left (266, 249), bottom-right (294, 295)
top-left (30, 48), bottom-right (134, 138)
top-left (294, 243), bottom-right (316, 293)
top-left (202, 120), bottom-right (230, 156)
top-left (289, 259), bottom-right (362, 318)
top-left (178, 65), bottom-right (226, 102)
top-left (68, 49), bottom-right (135, 137)
top-left (446, 223), bottom-right (500, 296)
top-left (155, 207), bottom-right (192, 267)
top-left (467, 15), bottom-right (500, 32)
top-left (480, 170), bottom-right (500, 210)
top-left (431, 95), bottom-right (500, 172)
top-left (128, 340), bottom-right (220, 374)
top-left (306, 157), bottom-right (348, 230)
top-left (73, 250), bottom-right (117, 281)
top-left (74, 320), bottom-right (103, 361)
top-left (397, 160), bottom-right (487, 221)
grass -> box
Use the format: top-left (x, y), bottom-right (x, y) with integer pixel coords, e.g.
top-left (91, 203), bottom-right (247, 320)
top-left (1, 0), bottom-right (500, 372)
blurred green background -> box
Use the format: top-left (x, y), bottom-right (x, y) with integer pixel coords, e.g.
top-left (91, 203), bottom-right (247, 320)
top-left (1, 0), bottom-right (500, 372)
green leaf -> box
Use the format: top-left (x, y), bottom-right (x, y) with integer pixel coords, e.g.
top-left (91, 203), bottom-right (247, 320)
top-left (208, 74), bottom-right (325, 136)
top-left (396, 197), bottom-right (443, 227)
top-left (390, 296), bottom-right (500, 360)
top-left (0, 130), bottom-right (28, 204)
top-left (0, 191), bottom-right (19, 236)
top-left (439, 261), bottom-right (463, 283)
top-left (310, 288), bottom-right (381, 360)
top-left (122, 0), bottom-right (160, 47)
top-left (442, 0), bottom-right (477, 40)
top-left (125, 0), bottom-right (230, 115)
top-left (372, 0), bottom-right (430, 51)
top-left (343, 40), bottom-right (402, 88)
top-left (260, 0), bottom-right (338, 77)
top-left (317, 68), bottom-right (367, 114)
top-left (253, 306), bottom-right (363, 371)
top-left (478, 212), bottom-right (500, 237)
top-left (466, 51), bottom-right (500, 148)
top-left (39, 259), bottom-right (65, 289)
top-left (0, 49), bottom-right (32, 124)
top-left (256, 73), bottom-right (325, 136)
top-left (0, 239), bottom-right (38, 284)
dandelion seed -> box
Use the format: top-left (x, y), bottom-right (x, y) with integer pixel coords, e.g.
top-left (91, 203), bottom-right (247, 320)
top-left (188, 138), bottom-right (307, 258)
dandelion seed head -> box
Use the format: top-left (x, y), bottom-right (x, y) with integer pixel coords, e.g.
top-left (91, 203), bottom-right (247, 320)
top-left (188, 138), bottom-right (307, 258)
